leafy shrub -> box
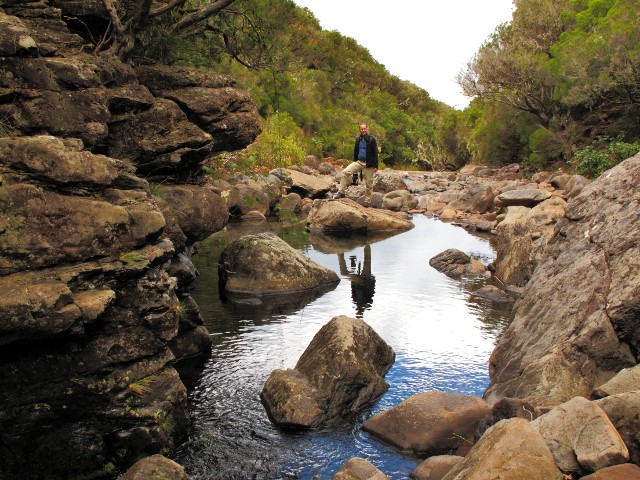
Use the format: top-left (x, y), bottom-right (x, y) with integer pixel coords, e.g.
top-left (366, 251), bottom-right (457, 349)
top-left (571, 136), bottom-right (640, 177)
top-left (236, 111), bottom-right (305, 172)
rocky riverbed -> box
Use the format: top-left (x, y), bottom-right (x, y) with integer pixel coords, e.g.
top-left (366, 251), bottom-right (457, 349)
top-left (1, 2), bottom-right (639, 479)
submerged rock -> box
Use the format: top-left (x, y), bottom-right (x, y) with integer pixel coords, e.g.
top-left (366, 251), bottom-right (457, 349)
top-left (218, 232), bottom-right (339, 297)
top-left (261, 315), bottom-right (395, 428)
top-left (469, 285), bottom-right (515, 304)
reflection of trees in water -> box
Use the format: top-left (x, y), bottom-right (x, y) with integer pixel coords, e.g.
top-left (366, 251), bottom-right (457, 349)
top-left (338, 244), bottom-right (375, 319)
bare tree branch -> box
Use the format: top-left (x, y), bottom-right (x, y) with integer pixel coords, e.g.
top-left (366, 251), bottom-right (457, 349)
top-left (150, 0), bottom-right (187, 18)
top-left (170, 0), bottom-right (236, 33)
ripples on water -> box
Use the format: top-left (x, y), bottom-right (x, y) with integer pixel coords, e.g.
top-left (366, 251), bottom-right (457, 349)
top-left (174, 215), bottom-right (511, 479)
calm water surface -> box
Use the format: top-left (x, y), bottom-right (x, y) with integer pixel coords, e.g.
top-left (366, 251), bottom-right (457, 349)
top-left (174, 215), bottom-right (511, 479)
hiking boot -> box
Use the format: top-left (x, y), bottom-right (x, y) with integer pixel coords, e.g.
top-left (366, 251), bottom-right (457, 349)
top-left (333, 192), bottom-right (345, 199)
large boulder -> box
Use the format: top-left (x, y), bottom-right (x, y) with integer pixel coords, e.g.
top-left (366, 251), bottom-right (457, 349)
top-left (156, 185), bottom-right (228, 246)
top-left (261, 315), bottom-right (395, 428)
top-left (580, 463), bottom-right (640, 479)
top-left (493, 196), bottom-right (567, 287)
top-left (306, 198), bottom-right (414, 235)
top-left (485, 155), bottom-right (640, 403)
top-left (446, 184), bottom-right (495, 213)
top-left (271, 168), bottom-right (333, 198)
top-left (221, 181), bottom-right (271, 218)
top-left (441, 418), bottom-right (565, 480)
top-left (218, 232), bottom-right (339, 297)
top-left (373, 170), bottom-right (409, 194)
top-left (362, 391), bottom-right (492, 455)
top-left (381, 189), bottom-right (418, 211)
top-left (597, 391), bottom-right (640, 465)
top-left (532, 396), bottom-right (629, 474)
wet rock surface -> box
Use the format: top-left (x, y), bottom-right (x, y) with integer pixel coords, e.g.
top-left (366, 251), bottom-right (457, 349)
top-left (218, 232), bottom-right (339, 297)
top-left (261, 315), bottom-right (395, 428)
top-left (362, 391), bottom-right (492, 455)
top-left (0, 3), bottom-right (257, 478)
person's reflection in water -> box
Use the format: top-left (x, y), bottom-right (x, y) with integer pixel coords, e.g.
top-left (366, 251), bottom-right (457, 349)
top-left (338, 244), bottom-right (376, 318)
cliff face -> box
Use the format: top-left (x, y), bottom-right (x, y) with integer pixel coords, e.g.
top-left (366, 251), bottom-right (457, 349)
top-left (485, 155), bottom-right (640, 404)
top-left (0, 2), bottom-right (260, 478)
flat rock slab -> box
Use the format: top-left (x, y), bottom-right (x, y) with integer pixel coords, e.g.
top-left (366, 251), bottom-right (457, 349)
top-left (362, 391), bottom-right (491, 454)
top-left (218, 232), bottom-right (339, 296)
top-left (485, 155), bottom-right (640, 403)
top-left (495, 188), bottom-right (552, 207)
top-left (307, 198), bottom-right (414, 235)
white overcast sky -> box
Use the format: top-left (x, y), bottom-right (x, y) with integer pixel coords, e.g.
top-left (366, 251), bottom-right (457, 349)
top-left (292, 0), bottom-right (515, 109)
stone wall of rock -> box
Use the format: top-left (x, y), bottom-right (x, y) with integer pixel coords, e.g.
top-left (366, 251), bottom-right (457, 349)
top-left (485, 155), bottom-right (640, 404)
top-left (0, 2), bottom-right (260, 478)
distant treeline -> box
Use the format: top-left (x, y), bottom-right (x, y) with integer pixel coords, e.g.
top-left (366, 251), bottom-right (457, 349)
top-left (132, 0), bottom-right (639, 176)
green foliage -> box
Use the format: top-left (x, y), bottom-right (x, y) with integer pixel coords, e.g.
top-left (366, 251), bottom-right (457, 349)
top-left (457, 0), bottom-right (640, 169)
top-left (571, 135), bottom-right (640, 177)
top-left (147, 182), bottom-right (165, 198)
top-left (527, 128), bottom-right (564, 170)
top-left (127, 375), bottom-right (157, 397)
top-left (134, 0), bottom-right (453, 170)
top-left (119, 251), bottom-right (148, 265)
top-left (238, 111), bottom-right (305, 170)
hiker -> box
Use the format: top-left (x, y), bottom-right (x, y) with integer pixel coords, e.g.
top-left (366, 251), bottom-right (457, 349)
top-left (333, 123), bottom-right (378, 205)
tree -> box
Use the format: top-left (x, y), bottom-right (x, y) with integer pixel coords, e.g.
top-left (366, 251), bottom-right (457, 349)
top-left (100, 0), bottom-right (236, 62)
top-left (457, 0), bottom-right (570, 126)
